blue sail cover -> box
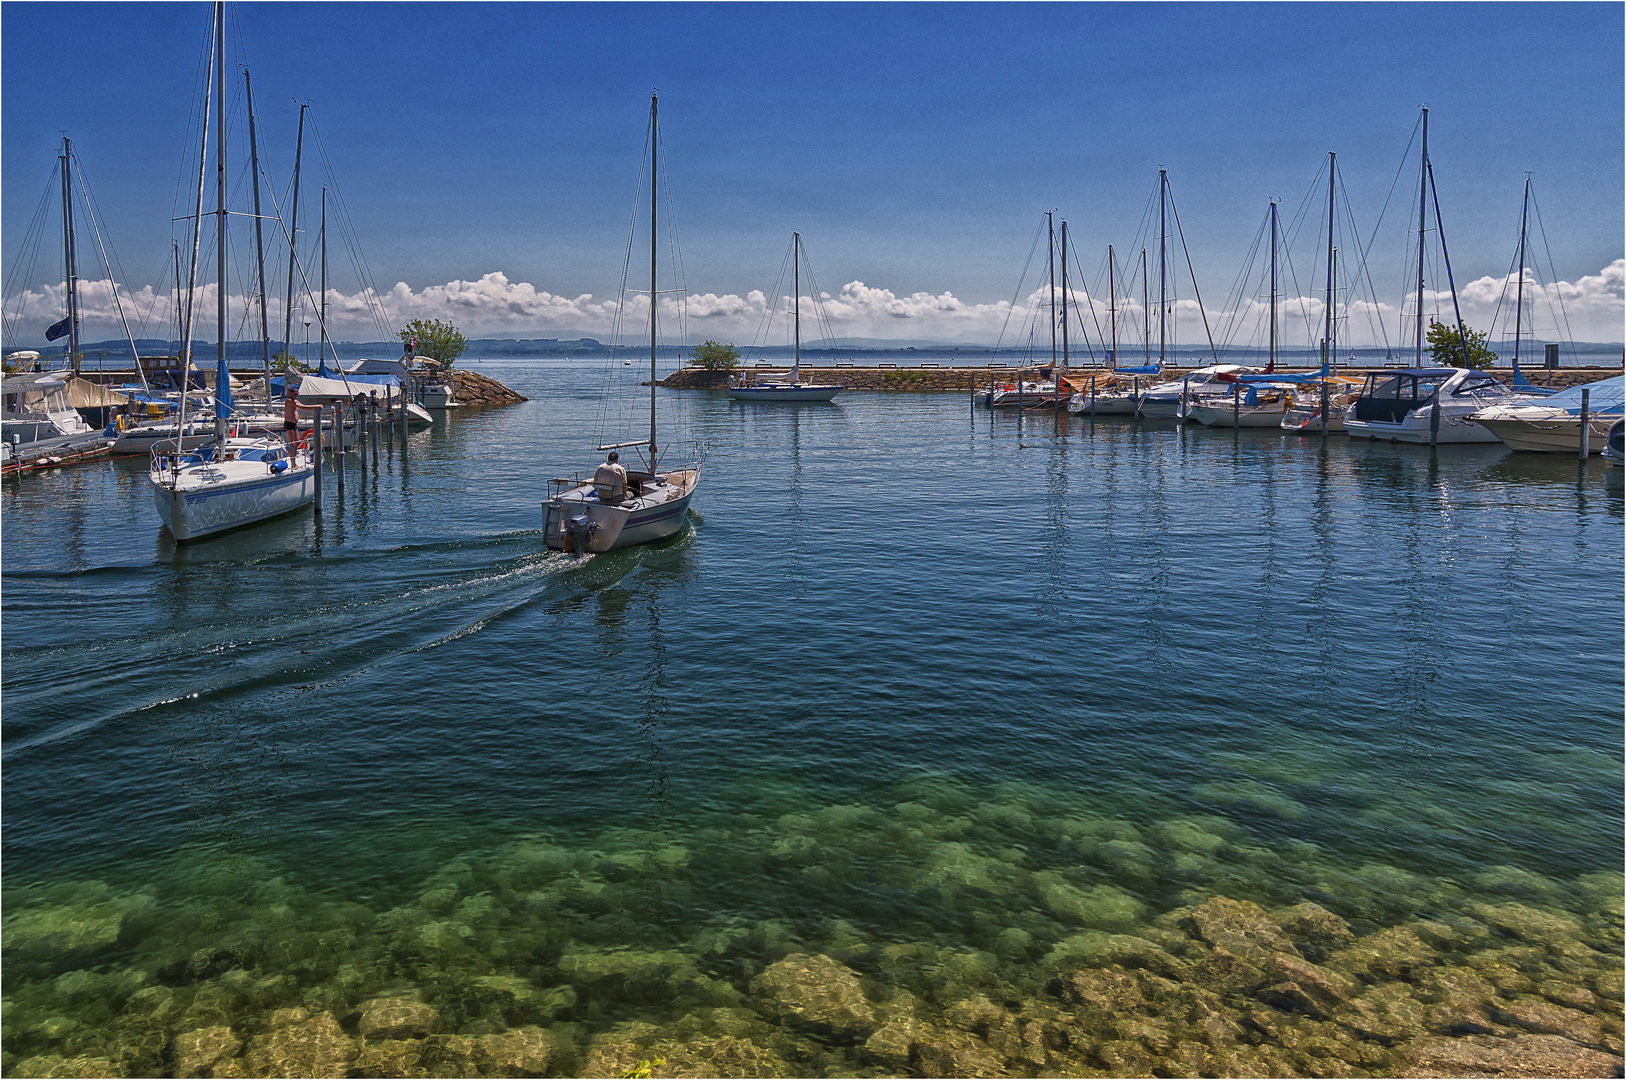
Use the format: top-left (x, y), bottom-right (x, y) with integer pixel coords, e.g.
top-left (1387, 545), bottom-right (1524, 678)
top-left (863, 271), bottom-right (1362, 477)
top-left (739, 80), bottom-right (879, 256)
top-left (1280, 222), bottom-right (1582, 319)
top-left (215, 354), bottom-right (234, 419)
top-left (1115, 364), bottom-right (1160, 375)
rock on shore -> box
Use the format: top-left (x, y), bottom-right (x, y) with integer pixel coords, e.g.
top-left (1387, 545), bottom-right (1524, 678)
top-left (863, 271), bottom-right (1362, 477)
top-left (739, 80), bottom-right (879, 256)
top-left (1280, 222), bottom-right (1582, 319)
top-left (447, 368), bottom-right (527, 406)
top-left (660, 364), bottom-right (1619, 393)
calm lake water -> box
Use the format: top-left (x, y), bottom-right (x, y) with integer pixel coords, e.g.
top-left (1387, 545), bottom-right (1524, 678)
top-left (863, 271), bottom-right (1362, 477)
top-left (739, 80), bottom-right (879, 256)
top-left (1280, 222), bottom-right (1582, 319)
top-left (3, 359), bottom-right (1621, 1077)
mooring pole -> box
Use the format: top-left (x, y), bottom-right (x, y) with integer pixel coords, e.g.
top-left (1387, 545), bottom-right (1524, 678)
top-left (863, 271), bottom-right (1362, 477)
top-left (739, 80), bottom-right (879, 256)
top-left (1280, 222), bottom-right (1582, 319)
top-left (1579, 388), bottom-right (1591, 461)
top-left (1232, 380), bottom-right (1241, 428)
top-left (333, 405), bottom-right (344, 496)
top-left (313, 409), bottom-right (324, 515)
top-left (1320, 379), bottom-right (1329, 437)
top-left (1429, 388), bottom-right (1440, 447)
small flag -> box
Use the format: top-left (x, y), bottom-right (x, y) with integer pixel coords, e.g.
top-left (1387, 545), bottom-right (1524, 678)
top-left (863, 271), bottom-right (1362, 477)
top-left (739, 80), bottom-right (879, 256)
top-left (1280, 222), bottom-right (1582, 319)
top-left (45, 317), bottom-right (71, 341)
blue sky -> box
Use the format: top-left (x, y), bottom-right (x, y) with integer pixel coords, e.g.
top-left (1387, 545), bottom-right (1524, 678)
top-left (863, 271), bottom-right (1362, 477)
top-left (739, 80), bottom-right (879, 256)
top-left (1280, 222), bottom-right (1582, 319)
top-left (4, 2), bottom-right (1622, 347)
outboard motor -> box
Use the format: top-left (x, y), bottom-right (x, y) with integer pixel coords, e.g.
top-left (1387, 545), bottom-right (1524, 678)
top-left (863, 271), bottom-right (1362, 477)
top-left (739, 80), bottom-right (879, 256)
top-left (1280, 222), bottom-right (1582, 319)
top-left (566, 513), bottom-right (595, 556)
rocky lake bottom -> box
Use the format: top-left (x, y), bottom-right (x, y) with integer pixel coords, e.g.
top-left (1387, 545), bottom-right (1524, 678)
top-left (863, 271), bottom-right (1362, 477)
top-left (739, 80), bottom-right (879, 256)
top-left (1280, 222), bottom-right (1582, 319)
top-left (3, 780), bottom-right (1621, 1078)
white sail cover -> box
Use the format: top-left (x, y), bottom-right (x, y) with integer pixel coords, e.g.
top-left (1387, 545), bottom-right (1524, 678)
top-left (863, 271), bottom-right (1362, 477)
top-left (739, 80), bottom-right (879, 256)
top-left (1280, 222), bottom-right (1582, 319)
top-left (296, 374), bottom-right (400, 402)
top-left (1535, 375), bottom-right (1624, 413)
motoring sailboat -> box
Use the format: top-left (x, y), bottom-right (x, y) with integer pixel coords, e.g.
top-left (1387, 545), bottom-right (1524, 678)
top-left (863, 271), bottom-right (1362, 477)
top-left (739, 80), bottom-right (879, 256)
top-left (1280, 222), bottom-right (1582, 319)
top-left (543, 94), bottom-right (701, 554)
top-left (729, 231), bottom-right (842, 402)
top-left (148, 3), bottom-right (316, 541)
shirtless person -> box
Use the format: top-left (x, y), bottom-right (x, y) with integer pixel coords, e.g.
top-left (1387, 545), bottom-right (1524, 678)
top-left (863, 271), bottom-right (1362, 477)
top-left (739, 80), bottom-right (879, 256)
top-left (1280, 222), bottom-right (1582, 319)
top-left (283, 388), bottom-right (322, 455)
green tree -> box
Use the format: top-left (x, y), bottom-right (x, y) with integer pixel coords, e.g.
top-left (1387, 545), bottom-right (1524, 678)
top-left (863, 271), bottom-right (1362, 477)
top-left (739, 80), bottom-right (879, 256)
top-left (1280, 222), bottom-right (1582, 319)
top-left (690, 339), bottom-right (741, 371)
top-left (1426, 319), bottom-right (1497, 370)
top-left (399, 318), bottom-right (469, 367)
top-left (273, 350), bottom-right (306, 374)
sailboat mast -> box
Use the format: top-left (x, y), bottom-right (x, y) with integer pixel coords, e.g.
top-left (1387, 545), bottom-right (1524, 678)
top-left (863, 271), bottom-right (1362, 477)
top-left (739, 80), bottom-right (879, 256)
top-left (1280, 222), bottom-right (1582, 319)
top-left (793, 231), bottom-right (801, 378)
top-left (214, 0), bottom-right (227, 438)
top-left (60, 138), bottom-right (81, 371)
top-left (319, 188), bottom-right (327, 365)
top-left (1059, 219), bottom-right (1069, 369)
top-left (1415, 106), bottom-right (1428, 365)
top-left (1158, 170), bottom-right (1168, 365)
top-left (1141, 248), bottom-right (1150, 364)
top-left (648, 92), bottom-right (659, 463)
top-left (1324, 152), bottom-right (1336, 372)
top-left (1108, 244), bottom-right (1117, 367)
top-left (177, 4), bottom-right (213, 442)
top-left (281, 103), bottom-right (306, 379)
top-left (245, 70), bottom-right (271, 400)
top-left (1269, 201), bottom-right (1278, 371)
top-left (1046, 210), bottom-right (1057, 370)
top-left (1513, 176), bottom-right (1530, 372)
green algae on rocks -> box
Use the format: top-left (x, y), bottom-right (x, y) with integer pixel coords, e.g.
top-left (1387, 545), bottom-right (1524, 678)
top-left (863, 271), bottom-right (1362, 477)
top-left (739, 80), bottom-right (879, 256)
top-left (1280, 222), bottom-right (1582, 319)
top-left (2, 788), bottom-right (1621, 1078)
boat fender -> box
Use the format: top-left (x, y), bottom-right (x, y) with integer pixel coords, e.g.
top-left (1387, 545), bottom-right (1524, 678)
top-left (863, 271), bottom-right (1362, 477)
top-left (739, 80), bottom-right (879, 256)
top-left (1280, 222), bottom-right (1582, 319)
top-left (270, 459), bottom-right (288, 474)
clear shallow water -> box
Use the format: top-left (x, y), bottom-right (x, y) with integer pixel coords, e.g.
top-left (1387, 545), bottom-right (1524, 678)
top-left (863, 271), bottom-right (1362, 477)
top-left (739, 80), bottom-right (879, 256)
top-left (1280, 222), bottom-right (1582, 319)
top-left (2, 360), bottom-right (1621, 1077)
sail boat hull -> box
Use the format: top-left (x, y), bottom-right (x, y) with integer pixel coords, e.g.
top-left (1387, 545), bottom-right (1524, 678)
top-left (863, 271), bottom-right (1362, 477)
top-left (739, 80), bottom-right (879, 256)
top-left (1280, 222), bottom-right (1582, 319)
top-left (727, 383), bottom-right (840, 402)
top-left (149, 442), bottom-right (316, 541)
top-left (543, 468), bottom-right (700, 554)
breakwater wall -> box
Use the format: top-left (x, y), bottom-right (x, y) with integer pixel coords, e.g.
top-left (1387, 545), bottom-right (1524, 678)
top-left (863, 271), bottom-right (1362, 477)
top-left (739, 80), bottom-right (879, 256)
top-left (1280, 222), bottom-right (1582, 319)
top-left (660, 365), bottom-right (1619, 393)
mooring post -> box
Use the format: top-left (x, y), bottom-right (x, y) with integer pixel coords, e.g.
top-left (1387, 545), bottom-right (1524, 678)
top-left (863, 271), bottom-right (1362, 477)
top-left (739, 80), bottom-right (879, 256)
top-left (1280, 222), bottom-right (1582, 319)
top-left (1232, 379), bottom-right (1241, 428)
top-left (334, 405), bottom-right (345, 496)
top-left (1182, 376), bottom-right (1190, 421)
top-left (1320, 379), bottom-right (1329, 437)
top-left (313, 408), bottom-right (323, 515)
top-left (1579, 388), bottom-right (1591, 461)
top-left (1133, 377), bottom-right (1143, 419)
top-left (1430, 390), bottom-right (1440, 446)
top-left (1091, 374), bottom-right (1098, 421)
top-left (371, 395), bottom-right (381, 464)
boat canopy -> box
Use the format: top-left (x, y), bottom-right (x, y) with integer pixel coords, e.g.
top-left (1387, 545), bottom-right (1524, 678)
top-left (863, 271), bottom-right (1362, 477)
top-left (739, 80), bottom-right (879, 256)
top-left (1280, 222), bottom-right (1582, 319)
top-left (296, 373), bottom-right (402, 401)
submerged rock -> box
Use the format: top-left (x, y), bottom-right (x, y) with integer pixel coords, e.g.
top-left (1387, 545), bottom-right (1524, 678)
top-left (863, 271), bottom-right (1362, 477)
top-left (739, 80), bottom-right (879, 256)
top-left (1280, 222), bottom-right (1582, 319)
top-left (751, 952), bottom-right (875, 1039)
top-left (1272, 901), bottom-right (1356, 962)
top-left (1394, 1032), bottom-right (1623, 1078)
top-left (170, 1025), bottom-right (244, 1078)
top-left (240, 1009), bottom-right (357, 1076)
top-left (357, 996), bottom-right (440, 1041)
top-left (1189, 896), bottom-right (1299, 964)
top-left (2, 890), bottom-right (156, 964)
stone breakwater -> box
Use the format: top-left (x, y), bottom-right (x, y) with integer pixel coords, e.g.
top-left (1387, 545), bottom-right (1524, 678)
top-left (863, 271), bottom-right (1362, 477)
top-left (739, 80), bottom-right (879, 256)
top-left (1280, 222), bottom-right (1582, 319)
top-left (446, 369), bottom-right (527, 407)
top-left (661, 365), bottom-right (1620, 394)
top-left (2, 788), bottom-right (1620, 1079)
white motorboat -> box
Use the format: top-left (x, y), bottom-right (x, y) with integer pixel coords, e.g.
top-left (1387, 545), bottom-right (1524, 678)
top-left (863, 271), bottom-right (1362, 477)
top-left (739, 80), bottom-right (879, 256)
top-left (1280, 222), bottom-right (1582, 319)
top-left (1469, 375), bottom-right (1625, 453)
top-left (729, 232), bottom-right (842, 403)
top-left (984, 377), bottom-right (1059, 408)
top-left (1181, 380), bottom-right (1297, 428)
top-left (544, 93), bottom-right (700, 555)
top-left (1138, 365), bottom-right (1261, 418)
top-left (1281, 377), bottom-right (1364, 434)
top-left (1342, 367), bottom-right (1535, 444)
top-left (2, 373), bottom-right (97, 445)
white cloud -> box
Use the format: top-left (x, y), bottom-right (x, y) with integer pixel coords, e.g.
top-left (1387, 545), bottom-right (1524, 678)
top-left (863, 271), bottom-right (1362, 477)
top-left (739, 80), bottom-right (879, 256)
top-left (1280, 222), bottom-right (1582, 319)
top-left (8, 260), bottom-right (1622, 348)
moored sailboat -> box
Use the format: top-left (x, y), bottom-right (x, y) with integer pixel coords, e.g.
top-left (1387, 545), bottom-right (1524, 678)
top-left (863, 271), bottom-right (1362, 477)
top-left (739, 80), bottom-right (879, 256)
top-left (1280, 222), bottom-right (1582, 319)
top-left (147, 2), bottom-right (316, 541)
top-left (729, 232), bottom-right (842, 403)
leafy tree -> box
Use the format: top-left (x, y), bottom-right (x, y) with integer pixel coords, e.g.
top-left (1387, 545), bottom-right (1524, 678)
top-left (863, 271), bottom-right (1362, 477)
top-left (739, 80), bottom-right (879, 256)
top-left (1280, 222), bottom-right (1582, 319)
top-left (273, 351), bottom-right (306, 374)
top-left (690, 339), bottom-right (741, 371)
top-left (399, 318), bottom-right (469, 367)
top-left (1426, 319), bottom-right (1497, 370)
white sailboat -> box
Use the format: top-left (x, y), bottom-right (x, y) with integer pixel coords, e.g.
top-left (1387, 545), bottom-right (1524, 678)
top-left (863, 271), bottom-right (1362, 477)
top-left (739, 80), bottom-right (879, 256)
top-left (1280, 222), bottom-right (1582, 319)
top-left (729, 232), bottom-right (842, 403)
top-left (147, 3), bottom-right (316, 542)
top-left (544, 93), bottom-right (700, 555)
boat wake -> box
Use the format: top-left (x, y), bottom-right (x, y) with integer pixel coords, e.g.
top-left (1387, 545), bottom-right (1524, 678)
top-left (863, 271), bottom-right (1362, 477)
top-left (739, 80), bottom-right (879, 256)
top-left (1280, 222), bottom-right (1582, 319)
top-left (0, 532), bottom-right (674, 760)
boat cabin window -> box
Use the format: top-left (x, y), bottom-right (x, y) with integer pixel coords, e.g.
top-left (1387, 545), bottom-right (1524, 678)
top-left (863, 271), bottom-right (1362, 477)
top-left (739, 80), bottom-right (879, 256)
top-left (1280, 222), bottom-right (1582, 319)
top-left (1453, 375), bottom-right (1513, 398)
